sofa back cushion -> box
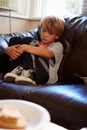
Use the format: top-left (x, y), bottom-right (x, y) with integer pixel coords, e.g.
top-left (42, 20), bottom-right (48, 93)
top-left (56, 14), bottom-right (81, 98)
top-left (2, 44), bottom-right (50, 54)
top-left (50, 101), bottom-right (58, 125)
top-left (59, 16), bottom-right (87, 83)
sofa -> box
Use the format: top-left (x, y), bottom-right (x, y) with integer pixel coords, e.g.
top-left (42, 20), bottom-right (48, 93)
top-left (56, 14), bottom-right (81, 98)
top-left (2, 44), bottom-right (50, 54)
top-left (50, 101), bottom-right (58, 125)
top-left (0, 15), bottom-right (87, 130)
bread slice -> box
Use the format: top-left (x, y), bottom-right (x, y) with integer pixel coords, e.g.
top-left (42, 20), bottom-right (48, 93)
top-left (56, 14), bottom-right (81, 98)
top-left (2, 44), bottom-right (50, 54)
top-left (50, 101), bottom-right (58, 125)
top-left (0, 107), bottom-right (27, 129)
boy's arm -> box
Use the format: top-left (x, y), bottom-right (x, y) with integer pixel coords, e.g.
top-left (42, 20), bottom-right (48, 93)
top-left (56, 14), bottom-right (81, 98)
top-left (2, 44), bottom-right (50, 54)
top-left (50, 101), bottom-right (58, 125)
top-left (19, 44), bottom-right (54, 58)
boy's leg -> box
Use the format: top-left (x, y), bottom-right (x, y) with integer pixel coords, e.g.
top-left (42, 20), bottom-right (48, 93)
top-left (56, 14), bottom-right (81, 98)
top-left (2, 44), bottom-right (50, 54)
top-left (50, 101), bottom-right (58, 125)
top-left (4, 52), bottom-right (34, 83)
top-left (34, 56), bottom-right (49, 84)
top-left (14, 52), bottom-right (36, 85)
top-left (9, 37), bottom-right (22, 46)
top-left (17, 53), bottom-right (49, 84)
top-left (9, 37), bottom-right (33, 46)
top-left (9, 55), bottom-right (23, 71)
top-left (8, 37), bottom-right (34, 71)
top-left (22, 52), bottom-right (34, 69)
top-left (9, 52), bottom-right (34, 71)
top-left (8, 37), bottom-right (23, 71)
top-left (4, 37), bottom-right (34, 83)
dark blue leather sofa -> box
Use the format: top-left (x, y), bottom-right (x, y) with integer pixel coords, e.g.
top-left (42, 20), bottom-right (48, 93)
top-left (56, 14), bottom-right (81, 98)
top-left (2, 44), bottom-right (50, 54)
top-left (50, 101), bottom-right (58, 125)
top-left (0, 15), bottom-right (87, 130)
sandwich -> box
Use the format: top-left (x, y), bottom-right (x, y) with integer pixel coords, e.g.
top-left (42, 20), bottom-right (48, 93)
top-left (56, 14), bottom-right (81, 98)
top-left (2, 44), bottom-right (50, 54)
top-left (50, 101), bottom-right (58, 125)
top-left (0, 107), bottom-right (27, 129)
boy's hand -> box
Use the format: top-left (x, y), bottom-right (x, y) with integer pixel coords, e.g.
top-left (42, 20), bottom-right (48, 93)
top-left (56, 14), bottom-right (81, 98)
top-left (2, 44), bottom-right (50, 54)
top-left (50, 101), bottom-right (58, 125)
top-left (5, 44), bottom-right (23, 60)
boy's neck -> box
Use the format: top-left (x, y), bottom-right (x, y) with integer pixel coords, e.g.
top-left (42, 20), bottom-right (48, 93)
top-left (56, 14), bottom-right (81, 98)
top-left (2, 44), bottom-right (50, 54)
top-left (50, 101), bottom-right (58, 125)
top-left (38, 41), bottom-right (53, 48)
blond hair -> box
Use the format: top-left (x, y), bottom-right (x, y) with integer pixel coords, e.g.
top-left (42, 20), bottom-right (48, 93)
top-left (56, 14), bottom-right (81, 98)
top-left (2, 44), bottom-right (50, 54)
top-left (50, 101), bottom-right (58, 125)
top-left (39, 15), bottom-right (65, 37)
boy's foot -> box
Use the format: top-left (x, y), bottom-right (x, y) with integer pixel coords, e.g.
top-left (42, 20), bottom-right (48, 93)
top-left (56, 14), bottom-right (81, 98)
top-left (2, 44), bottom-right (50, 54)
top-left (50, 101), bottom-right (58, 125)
top-left (4, 66), bottom-right (23, 83)
top-left (15, 69), bottom-right (36, 85)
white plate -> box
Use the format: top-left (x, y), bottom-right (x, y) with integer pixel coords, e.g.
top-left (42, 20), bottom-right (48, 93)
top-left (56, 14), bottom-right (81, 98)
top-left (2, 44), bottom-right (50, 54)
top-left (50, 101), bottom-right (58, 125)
top-left (0, 99), bottom-right (50, 130)
top-left (44, 122), bottom-right (68, 130)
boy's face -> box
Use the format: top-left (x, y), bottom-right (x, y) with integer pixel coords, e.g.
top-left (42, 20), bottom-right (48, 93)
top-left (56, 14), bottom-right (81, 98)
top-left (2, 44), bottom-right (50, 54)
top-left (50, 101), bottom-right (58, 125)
top-left (40, 27), bottom-right (58, 44)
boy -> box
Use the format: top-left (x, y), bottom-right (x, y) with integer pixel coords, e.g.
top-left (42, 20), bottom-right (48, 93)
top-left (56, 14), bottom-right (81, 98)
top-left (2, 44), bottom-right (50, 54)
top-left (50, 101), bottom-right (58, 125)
top-left (4, 15), bottom-right (65, 85)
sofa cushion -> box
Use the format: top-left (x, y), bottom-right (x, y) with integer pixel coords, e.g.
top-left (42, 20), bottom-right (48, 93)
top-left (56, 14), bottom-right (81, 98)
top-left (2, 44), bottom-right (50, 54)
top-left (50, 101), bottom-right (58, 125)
top-left (59, 16), bottom-right (87, 83)
top-left (0, 81), bottom-right (38, 99)
top-left (24, 84), bottom-right (87, 129)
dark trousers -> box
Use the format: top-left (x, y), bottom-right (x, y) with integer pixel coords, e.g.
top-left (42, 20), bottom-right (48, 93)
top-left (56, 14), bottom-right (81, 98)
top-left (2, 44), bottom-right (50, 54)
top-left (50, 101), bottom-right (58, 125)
top-left (8, 37), bottom-right (49, 84)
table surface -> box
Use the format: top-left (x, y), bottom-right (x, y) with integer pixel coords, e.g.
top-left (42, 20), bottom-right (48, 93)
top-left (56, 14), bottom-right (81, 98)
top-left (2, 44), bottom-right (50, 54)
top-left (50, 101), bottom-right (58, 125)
top-left (44, 122), bottom-right (68, 130)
